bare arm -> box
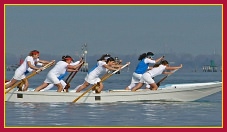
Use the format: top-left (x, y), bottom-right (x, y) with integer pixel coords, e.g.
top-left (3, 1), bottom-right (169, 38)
top-left (67, 69), bottom-right (78, 72)
top-left (165, 64), bottom-right (183, 70)
top-left (27, 61), bottom-right (40, 70)
top-left (38, 59), bottom-right (51, 65)
top-left (104, 62), bottom-right (130, 71)
top-left (103, 64), bottom-right (120, 71)
top-left (162, 71), bottom-right (172, 75)
top-left (67, 61), bottom-right (84, 69)
top-left (155, 56), bottom-right (165, 63)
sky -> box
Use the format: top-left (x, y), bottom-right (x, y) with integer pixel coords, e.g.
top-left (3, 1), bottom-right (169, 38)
top-left (5, 5), bottom-right (222, 57)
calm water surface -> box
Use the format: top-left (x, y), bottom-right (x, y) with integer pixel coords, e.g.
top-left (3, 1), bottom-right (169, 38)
top-left (5, 70), bottom-right (222, 127)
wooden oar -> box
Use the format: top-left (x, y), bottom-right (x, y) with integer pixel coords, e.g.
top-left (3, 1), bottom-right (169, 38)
top-left (156, 69), bottom-right (179, 87)
top-left (65, 72), bottom-right (74, 84)
top-left (65, 58), bottom-right (84, 83)
top-left (64, 61), bottom-right (85, 92)
top-left (5, 60), bottom-right (55, 94)
top-left (72, 62), bottom-right (130, 103)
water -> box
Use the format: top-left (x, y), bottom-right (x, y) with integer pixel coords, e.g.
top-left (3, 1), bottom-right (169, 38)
top-left (5, 70), bottom-right (222, 127)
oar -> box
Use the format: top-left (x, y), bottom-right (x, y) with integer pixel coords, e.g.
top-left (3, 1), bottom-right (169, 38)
top-left (65, 58), bottom-right (84, 83)
top-left (5, 60), bottom-right (55, 94)
top-left (64, 61), bottom-right (85, 92)
top-left (156, 69), bottom-right (179, 87)
top-left (65, 72), bottom-right (74, 84)
top-left (72, 62), bottom-right (130, 103)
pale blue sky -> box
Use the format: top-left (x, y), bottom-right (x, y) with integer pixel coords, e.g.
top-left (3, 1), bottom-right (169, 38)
top-left (5, 5), bottom-right (222, 57)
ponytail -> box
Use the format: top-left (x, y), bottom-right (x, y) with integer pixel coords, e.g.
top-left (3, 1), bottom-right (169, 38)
top-left (138, 53), bottom-right (147, 61)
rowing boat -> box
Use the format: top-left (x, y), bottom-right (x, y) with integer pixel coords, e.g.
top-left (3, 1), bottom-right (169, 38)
top-left (5, 81), bottom-right (222, 103)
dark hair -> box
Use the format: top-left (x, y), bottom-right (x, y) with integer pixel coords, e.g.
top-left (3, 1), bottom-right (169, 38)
top-left (29, 50), bottom-right (39, 56)
top-left (153, 60), bottom-right (168, 67)
top-left (146, 52), bottom-right (154, 57)
top-left (97, 54), bottom-right (111, 61)
top-left (106, 57), bottom-right (115, 63)
top-left (161, 60), bottom-right (169, 65)
top-left (62, 55), bottom-right (74, 62)
top-left (138, 53), bottom-right (147, 61)
top-left (153, 63), bottom-right (160, 68)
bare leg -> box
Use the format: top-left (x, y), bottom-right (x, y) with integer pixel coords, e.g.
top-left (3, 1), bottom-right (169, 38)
top-left (131, 82), bottom-right (144, 91)
top-left (125, 83), bottom-right (136, 90)
top-left (5, 79), bottom-right (17, 89)
top-left (76, 81), bottom-right (90, 92)
top-left (34, 83), bottom-right (49, 92)
top-left (125, 87), bottom-right (130, 90)
top-left (55, 83), bottom-right (63, 92)
top-left (96, 82), bottom-right (104, 93)
top-left (149, 83), bottom-right (158, 90)
top-left (22, 79), bottom-right (29, 91)
top-left (17, 82), bottom-right (24, 91)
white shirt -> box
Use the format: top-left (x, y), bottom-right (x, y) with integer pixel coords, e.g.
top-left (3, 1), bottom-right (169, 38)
top-left (88, 61), bottom-right (107, 78)
top-left (27, 58), bottom-right (41, 73)
top-left (144, 58), bottom-right (156, 64)
top-left (17, 56), bottom-right (38, 72)
top-left (146, 64), bottom-right (166, 77)
top-left (48, 61), bottom-right (68, 77)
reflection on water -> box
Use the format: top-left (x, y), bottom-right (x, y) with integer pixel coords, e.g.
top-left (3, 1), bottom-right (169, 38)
top-left (141, 100), bottom-right (222, 126)
top-left (6, 92), bottom-right (221, 127)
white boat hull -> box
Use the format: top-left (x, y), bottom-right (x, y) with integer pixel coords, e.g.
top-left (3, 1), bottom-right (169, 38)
top-left (5, 81), bottom-right (222, 103)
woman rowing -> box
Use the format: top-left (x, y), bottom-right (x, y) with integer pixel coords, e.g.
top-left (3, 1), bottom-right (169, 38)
top-left (5, 50), bottom-right (51, 91)
top-left (34, 55), bottom-right (83, 92)
top-left (125, 52), bottom-right (164, 90)
top-left (131, 60), bottom-right (182, 91)
top-left (75, 54), bottom-right (122, 93)
top-left (41, 57), bottom-right (83, 91)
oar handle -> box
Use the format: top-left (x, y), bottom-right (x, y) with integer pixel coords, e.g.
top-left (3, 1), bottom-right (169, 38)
top-left (100, 62), bottom-right (130, 82)
top-left (68, 61), bottom-right (85, 83)
top-left (64, 61), bottom-right (85, 91)
top-left (65, 59), bottom-right (84, 83)
top-left (156, 68), bottom-right (179, 87)
top-left (111, 62), bottom-right (130, 75)
top-left (36, 60), bottom-right (55, 73)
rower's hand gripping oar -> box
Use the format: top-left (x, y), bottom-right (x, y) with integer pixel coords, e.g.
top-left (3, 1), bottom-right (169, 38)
top-left (5, 60), bottom-right (55, 94)
top-left (64, 59), bottom-right (85, 92)
top-left (65, 57), bottom-right (84, 83)
top-left (72, 62), bottom-right (130, 103)
top-left (156, 68), bottom-right (179, 87)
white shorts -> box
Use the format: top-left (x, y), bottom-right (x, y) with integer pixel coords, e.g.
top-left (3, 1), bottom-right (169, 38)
top-left (13, 69), bottom-right (26, 80)
top-left (131, 72), bottom-right (142, 84)
top-left (127, 72), bottom-right (150, 89)
top-left (140, 72), bottom-right (155, 84)
top-left (44, 72), bottom-right (60, 84)
top-left (85, 73), bottom-right (101, 85)
top-left (42, 80), bottom-right (66, 91)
